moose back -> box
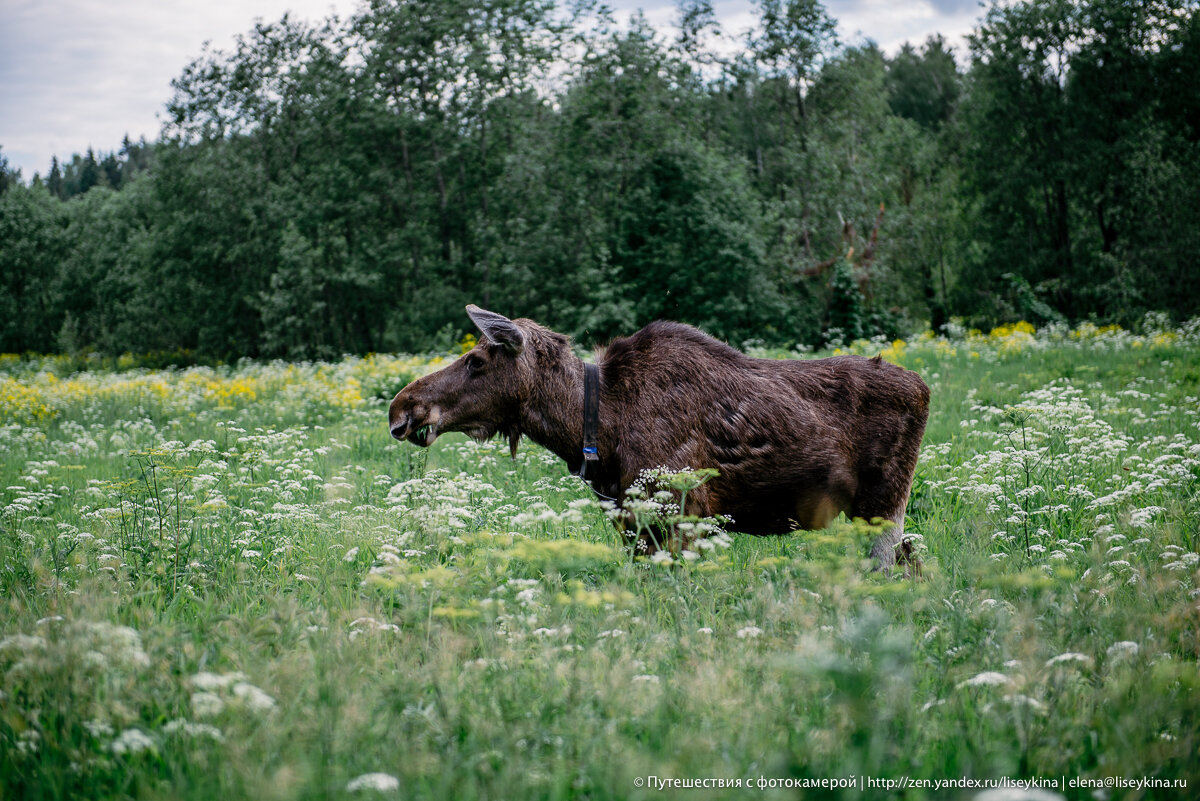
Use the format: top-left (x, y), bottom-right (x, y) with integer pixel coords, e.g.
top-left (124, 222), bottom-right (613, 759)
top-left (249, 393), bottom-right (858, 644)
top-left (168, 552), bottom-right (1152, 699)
top-left (389, 306), bottom-right (929, 568)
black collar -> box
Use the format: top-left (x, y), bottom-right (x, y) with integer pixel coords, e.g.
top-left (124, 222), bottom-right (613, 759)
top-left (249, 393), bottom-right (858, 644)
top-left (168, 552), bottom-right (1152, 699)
top-left (580, 362), bottom-right (600, 480)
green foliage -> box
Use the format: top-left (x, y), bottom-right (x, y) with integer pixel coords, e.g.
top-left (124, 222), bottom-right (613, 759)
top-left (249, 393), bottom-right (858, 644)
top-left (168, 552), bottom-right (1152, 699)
top-left (0, 183), bottom-right (67, 352)
top-left (1, 0), bottom-right (1198, 355)
top-left (885, 35), bottom-right (960, 129)
top-left (827, 259), bottom-right (864, 343)
top-left (3, 331), bottom-right (1200, 798)
top-left (959, 0), bottom-right (1200, 328)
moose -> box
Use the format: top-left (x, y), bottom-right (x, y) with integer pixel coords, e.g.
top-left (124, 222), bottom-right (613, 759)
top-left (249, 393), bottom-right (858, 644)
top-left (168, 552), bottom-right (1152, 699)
top-left (389, 306), bottom-right (930, 570)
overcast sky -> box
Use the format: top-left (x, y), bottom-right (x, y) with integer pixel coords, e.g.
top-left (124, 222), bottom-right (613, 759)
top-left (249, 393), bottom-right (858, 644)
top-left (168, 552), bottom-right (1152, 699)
top-left (0, 1), bottom-right (984, 180)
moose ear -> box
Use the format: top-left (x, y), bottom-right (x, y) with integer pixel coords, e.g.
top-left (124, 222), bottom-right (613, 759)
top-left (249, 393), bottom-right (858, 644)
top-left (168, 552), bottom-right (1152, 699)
top-left (466, 304), bottom-right (525, 354)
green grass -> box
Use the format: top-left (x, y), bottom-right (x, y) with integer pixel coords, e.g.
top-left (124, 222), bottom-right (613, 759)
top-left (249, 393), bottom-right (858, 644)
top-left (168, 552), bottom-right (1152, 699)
top-left (1, 328), bottom-right (1198, 800)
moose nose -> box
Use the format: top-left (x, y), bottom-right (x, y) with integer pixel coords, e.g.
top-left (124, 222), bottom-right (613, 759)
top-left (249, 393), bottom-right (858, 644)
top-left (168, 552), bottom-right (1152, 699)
top-left (389, 414), bottom-right (408, 441)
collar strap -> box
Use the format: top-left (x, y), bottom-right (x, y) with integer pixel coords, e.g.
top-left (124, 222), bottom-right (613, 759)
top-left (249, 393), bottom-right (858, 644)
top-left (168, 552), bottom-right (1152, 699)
top-left (580, 362), bottom-right (600, 480)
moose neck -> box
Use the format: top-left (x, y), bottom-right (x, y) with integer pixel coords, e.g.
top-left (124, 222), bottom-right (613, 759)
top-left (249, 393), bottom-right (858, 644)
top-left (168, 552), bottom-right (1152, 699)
top-left (516, 355), bottom-right (595, 473)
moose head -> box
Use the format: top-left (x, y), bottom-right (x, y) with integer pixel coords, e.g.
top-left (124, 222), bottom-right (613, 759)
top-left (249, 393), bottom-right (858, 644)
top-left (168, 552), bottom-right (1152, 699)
top-left (388, 305), bottom-right (577, 458)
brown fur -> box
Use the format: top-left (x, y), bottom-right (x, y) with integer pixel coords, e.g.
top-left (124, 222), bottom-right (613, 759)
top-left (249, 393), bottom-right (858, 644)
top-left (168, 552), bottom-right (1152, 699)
top-left (389, 307), bottom-right (930, 570)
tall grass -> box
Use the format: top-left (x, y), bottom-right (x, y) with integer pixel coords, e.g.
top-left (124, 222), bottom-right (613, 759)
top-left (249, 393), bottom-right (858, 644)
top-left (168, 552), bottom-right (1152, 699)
top-left (2, 322), bottom-right (1198, 800)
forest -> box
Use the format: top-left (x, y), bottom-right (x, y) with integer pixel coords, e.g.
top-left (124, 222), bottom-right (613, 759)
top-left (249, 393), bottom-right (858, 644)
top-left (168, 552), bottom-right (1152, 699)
top-left (1, 0), bottom-right (1198, 360)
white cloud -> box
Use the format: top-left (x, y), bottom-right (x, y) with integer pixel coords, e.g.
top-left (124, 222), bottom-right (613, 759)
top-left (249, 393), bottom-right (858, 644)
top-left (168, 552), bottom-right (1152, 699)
top-left (827, 0), bottom-right (979, 53)
top-left (0, 0), bottom-right (984, 179)
top-left (0, 0), bottom-right (358, 178)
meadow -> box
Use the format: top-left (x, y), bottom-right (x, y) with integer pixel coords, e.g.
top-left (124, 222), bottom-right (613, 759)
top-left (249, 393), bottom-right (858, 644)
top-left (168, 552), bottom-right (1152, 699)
top-left (1, 320), bottom-right (1198, 800)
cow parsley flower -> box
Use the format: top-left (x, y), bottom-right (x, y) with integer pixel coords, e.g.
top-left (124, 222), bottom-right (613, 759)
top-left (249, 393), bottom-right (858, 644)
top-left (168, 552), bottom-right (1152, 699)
top-left (346, 773), bottom-right (400, 792)
top-left (163, 719), bottom-right (224, 741)
top-left (1045, 652), bottom-right (1092, 668)
top-left (957, 671), bottom-right (1012, 689)
top-left (515, 587), bottom-right (540, 607)
top-left (1000, 693), bottom-right (1046, 712)
top-left (110, 728), bottom-right (155, 755)
top-left (192, 671), bottom-right (246, 691)
top-left (232, 681), bottom-right (277, 712)
top-left (1106, 641), bottom-right (1139, 659)
top-left (83, 719), bottom-right (114, 738)
top-left (349, 617), bottom-right (400, 639)
top-left (191, 691), bottom-right (225, 718)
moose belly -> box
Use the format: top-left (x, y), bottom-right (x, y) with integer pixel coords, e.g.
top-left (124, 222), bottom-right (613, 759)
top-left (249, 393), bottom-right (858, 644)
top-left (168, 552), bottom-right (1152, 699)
top-left (715, 487), bottom-right (851, 535)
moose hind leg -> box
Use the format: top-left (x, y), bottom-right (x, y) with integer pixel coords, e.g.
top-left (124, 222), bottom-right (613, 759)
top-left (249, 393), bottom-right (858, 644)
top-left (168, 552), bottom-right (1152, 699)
top-left (867, 503), bottom-right (917, 574)
top-left (861, 480), bottom-right (920, 575)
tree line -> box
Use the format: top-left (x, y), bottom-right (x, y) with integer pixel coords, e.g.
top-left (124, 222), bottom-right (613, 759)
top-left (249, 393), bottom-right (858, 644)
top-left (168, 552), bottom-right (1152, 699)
top-left (1, 0), bottom-right (1198, 360)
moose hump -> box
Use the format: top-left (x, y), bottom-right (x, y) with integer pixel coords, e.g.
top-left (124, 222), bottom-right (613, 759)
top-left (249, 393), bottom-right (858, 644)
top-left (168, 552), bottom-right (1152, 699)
top-left (389, 305), bottom-right (930, 570)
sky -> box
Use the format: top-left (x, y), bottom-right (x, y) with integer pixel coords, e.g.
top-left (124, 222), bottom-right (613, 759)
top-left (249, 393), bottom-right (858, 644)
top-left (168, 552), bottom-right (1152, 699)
top-left (0, 1), bottom-right (985, 180)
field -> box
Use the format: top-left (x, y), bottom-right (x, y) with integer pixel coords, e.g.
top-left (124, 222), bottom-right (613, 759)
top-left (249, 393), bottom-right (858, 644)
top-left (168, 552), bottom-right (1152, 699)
top-left (2, 321), bottom-right (1199, 800)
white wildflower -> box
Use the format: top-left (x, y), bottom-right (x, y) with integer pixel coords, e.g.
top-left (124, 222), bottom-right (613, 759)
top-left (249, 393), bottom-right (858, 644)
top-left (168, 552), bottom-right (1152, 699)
top-left (349, 617), bottom-right (400, 639)
top-left (162, 719), bottom-right (224, 740)
top-left (957, 671), bottom-right (1012, 689)
top-left (1000, 693), bottom-right (1046, 712)
top-left (346, 772), bottom-right (400, 792)
top-left (14, 729), bottom-right (40, 754)
top-left (191, 691), bottom-right (225, 717)
top-left (77, 622), bottom-right (149, 670)
top-left (191, 671), bottom-right (246, 691)
top-left (110, 728), bottom-right (155, 755)
top-left (1106, 641), bottom-right (1139, 659)
top-left (1129, 507), bottom-right (1163, 529)
top-left (1045, 652), bottom-right (1092, 668)
top-left (0, 633), bottom-right (46, 655)
top-left (736, 626), bottom-right (763, 639)
top-left (83, 719), bottom-right (114, 738)
top-left (231, 681), bottom-right (276, 712)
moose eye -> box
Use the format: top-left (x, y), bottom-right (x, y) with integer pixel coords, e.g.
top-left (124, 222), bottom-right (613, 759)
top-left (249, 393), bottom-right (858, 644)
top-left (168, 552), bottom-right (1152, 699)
top-left (465, 355), bottom-right (484, 375)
